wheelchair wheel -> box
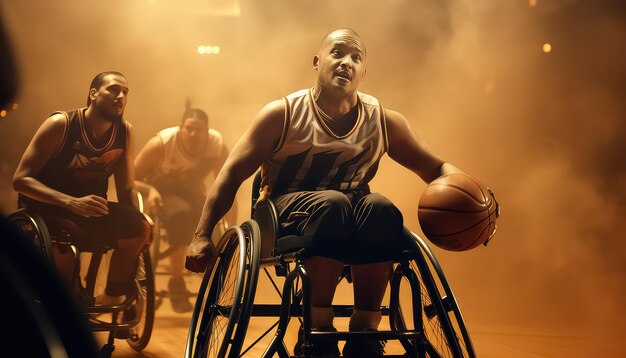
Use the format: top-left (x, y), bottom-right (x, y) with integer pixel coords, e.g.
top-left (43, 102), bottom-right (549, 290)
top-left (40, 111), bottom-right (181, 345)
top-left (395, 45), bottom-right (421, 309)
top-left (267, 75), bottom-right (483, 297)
top-left (126, 247), bottom-right (156, 351)
top-left (390, 231), bottom-right (474, 358)
top-left (1, 216), bottom-right (100, 357)
top-left (186, 220), bottom-right (261, 358)
top-left (6, 209), bottom-right (54, 262)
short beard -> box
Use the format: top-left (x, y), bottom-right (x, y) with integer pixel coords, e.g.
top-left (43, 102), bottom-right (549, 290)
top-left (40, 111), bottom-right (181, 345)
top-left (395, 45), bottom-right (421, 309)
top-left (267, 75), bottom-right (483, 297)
top-left (105, 113), bottom-right (124, 123)
top-left (94, 104), bottom-right (123, 123)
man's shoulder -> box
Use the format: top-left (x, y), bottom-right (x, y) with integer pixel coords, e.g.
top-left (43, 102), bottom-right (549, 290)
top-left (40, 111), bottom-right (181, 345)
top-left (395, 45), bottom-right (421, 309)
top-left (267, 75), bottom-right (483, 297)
top-left (208, 128), bottom-right (223, 140)
top-left (157, 126), bottom-right (179, 140)
top-left (356, 91), bottom-right (381, 107)
top-left (285, 88), bottom-right (310, 101)
top-left (202, 128), bottom-right (224, 157)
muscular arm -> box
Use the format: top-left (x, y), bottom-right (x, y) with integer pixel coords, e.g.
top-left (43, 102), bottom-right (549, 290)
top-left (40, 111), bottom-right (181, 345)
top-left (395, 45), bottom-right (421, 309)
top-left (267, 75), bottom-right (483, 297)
top-left (13, 113), bottom-right (108, 216)
top-left (385, 109), bottom-right (463, 183)
top-left (186, 99), bottom-right (285, 272)
top-left (214, 142), bottom-right (238, 227)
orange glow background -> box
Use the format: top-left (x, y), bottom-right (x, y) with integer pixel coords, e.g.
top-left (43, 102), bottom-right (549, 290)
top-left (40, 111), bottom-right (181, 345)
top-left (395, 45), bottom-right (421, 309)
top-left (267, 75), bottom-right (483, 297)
top-left (1, 0), bottom-right (625, 356)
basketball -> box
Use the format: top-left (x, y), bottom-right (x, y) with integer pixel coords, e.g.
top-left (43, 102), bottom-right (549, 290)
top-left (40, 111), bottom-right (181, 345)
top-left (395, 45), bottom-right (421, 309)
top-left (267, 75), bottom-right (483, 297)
top-left (418, 173), bottom-right (498, 251)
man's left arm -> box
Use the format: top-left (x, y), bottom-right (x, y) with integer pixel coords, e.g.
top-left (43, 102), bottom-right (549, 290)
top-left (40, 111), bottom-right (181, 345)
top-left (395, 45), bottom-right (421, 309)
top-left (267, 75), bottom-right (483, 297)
top-left (386, 108), bottom-right (499, 215)
top-left (114, 121), bottom-right (137, 206)
top-left (385, 108), bottom-right (463, 184)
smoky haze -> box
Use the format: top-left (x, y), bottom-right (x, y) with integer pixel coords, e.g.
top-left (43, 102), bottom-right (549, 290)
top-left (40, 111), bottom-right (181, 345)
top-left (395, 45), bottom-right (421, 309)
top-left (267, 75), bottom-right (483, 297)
top-left (1, 0), bottom-right (624, 353)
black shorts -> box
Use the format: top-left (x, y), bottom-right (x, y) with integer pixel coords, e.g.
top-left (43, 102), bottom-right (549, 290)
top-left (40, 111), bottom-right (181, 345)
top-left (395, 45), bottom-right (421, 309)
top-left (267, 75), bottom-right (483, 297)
top-left (21, 200), bottom-right (146, 247)
top-left (272, 190), bottom-right (406, 264)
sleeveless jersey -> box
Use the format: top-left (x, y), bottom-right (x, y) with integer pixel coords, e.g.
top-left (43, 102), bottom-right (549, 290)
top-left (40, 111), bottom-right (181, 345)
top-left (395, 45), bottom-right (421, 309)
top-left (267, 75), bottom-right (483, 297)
top-left (261, 88), bottom-right (388, 198)
top-left (27, 108), bottom-right (127, 200)
top-left (149, 126), bottom-right (223, 190)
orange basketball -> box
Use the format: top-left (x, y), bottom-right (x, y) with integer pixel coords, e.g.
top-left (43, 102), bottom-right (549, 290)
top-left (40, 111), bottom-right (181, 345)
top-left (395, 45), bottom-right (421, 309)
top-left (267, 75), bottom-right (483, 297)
top-left (418, 173), bottom-right (498, 251)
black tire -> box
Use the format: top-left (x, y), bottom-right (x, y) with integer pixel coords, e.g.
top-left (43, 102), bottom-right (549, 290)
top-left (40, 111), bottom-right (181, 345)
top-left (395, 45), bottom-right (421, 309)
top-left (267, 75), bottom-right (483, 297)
top-left (0, 215), bottom-right (100, 357)
top-left (6, 209), bottom-right (54, 263)
top-left (409, 232), bottom-right (475, 358)
top-left (186, 221), bottom-right (261, 358)
top-left (390, 231), bottom-right (473, 358)
top-left (127, 247), bottom-right (156, 351)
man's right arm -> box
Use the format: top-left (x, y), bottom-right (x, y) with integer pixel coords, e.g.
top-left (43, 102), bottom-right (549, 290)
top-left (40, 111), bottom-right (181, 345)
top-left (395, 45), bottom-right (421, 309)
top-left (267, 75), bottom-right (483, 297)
top-left (185, 99), bottom-right (285, 273)
top-left (12, 114), bottom-right (108, 217)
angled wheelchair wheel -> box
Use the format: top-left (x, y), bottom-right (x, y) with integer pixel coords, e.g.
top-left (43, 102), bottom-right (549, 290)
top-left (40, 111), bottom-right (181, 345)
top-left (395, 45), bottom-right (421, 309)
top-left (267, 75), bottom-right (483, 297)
top-left (126, 247), bottom-right (156, 351)
top-left (390, 231), bottom-right (475, 358)
top-left (186, 220), bottom-right (261, 358)
top-left (6, 209), bottom-right (54, 262)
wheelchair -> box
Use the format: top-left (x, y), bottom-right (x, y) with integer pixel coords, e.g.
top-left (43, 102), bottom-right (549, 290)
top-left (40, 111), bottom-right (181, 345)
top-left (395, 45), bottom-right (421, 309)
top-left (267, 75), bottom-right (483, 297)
top-left (0, 215), bottom-right (100, 357)
top-left (136, 189), bottom-right (227, 310)
top-left (185, 176), bottom-right (476, 358)
top-left (6, 207), bottom-right (156, 357)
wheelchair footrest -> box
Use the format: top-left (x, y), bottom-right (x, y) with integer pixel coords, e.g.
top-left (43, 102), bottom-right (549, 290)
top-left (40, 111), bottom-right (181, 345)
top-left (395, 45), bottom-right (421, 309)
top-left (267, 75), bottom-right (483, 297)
top-left (310, 329), bottom-right (422, 341)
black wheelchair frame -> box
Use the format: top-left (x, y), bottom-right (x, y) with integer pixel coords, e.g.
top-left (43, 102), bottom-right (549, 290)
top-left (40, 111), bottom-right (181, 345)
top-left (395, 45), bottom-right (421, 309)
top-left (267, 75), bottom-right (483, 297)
top-left (185, 176), bottom-right (476, 358)
top-left (6, 208), bottom-right (156, 357)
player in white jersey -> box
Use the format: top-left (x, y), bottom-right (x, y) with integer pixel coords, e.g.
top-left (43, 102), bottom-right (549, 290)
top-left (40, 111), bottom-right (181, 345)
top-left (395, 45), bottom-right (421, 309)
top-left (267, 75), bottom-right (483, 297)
top-left (135, 108), bottom-right (235, 312)
top-left (186, 29), bottom-right (496, 357)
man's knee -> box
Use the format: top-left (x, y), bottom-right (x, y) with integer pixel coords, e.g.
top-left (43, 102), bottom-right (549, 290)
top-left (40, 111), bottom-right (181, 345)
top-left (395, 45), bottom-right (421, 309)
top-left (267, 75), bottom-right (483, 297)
top-left (319, 190), bottom-right (352, 215)
top-left (310, 191), bottom-right (353, 232)
top-left (353, 193), bottom-right (404, 253)
top-left (355, 193), bottom-right (402, 226)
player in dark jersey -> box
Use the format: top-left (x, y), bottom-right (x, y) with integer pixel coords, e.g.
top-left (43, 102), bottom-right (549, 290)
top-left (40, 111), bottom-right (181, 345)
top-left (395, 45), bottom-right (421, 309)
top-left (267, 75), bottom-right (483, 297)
top-left (13, 71), bottom-right (150, 307)
top-left (186, 29), bottom-right (496, 357)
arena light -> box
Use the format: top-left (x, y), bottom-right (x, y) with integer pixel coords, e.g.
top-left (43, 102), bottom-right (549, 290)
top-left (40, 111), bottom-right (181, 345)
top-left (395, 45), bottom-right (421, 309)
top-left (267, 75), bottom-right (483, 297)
top-left (197, 45), bottom-right (221, 55)
top-left (12, 103), bottom-right (18, 110)
top-left (0, 109), bottom-right (7, 118)
top-left (543, 43), bottom-right (552, 53)
top-left (529, 0), bottom-right (537, 7)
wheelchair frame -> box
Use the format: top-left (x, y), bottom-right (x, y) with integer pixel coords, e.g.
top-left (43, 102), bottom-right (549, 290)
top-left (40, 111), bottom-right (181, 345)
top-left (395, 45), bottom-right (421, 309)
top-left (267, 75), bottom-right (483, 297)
top-left (137, 190), bottom-right (227, 310)
top-left (6, 208), bottom-right (156, 358)
top-left (185, 196), bottom-right (476, 358)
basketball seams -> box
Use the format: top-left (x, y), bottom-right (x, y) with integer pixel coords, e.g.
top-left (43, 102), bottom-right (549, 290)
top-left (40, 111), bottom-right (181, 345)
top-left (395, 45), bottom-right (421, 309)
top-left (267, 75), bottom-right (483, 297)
top-left (427, 182), bottom-right (489, 207)
top-left (418, 172), bottom-right (497, 251)
top-left (418, 207), bottom-right (486, 214)
top-left (426, 218), bottom-right (492, 251)
top-left (421, 214), bottom-right (490, 237)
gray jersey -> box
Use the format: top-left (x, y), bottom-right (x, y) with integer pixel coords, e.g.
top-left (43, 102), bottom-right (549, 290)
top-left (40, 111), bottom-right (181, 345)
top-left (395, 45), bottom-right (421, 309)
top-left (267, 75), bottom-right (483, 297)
top-left (261, 88), bottom-right (388, 198)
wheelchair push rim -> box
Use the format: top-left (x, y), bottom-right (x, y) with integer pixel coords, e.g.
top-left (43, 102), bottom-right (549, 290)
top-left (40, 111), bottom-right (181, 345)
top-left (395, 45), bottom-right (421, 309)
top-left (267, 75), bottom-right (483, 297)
top-left (185, 221), bottom-right (261, 358)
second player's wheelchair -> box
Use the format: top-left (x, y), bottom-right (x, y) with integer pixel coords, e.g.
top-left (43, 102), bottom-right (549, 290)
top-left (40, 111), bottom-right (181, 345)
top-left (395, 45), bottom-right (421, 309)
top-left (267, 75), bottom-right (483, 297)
top-left (136, 189), bottom-right (227, 311)
top-left (185, 178), bottom-right (476, 358)
top-left (6, 207), bottom-right (155, 357)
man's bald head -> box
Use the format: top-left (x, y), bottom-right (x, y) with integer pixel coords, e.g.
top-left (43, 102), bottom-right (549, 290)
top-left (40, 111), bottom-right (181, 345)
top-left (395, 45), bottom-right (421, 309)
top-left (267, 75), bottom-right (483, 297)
top-left (319, 28), bottom-right (367, 58)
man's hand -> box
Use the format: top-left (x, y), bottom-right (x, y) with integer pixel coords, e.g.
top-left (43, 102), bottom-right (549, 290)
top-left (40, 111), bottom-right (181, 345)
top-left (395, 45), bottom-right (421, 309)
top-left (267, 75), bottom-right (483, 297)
top-left (146, 187), bottom-right (163, 216)
top-left (66, 195), bottom-right (109, 218)
top-left (185, 235), bottom-right (218, 273)
top-left (484, 188), bottom-right (501, 246)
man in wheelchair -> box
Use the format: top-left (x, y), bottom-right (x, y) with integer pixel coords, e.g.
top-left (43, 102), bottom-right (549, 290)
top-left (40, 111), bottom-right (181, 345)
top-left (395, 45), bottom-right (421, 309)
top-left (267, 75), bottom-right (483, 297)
top-left (186, 29), bottom-right (497, 357)
top-left (134, 107), bottom-right (235, 312)
top-left (12, 71), bottom-right (150, 308)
